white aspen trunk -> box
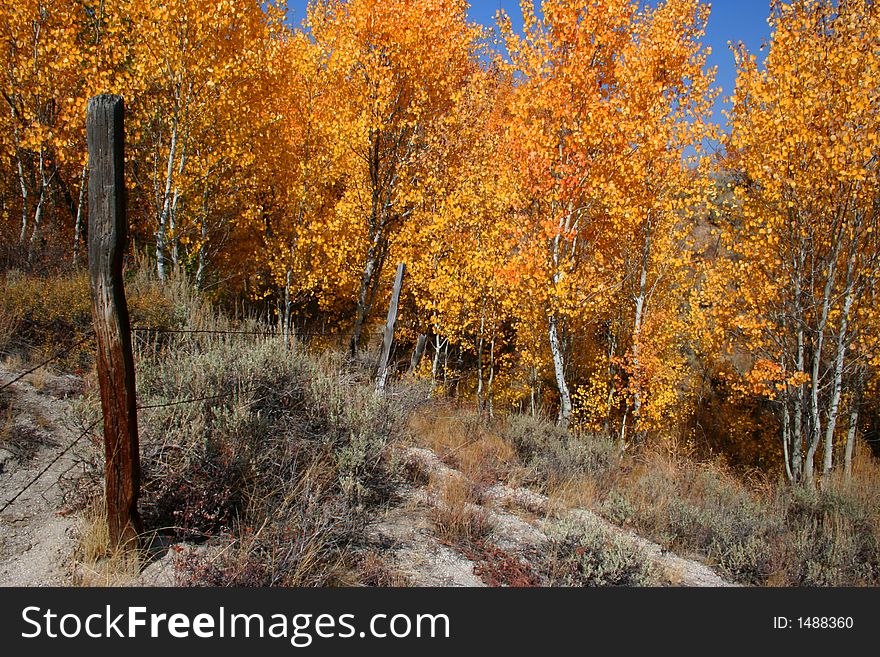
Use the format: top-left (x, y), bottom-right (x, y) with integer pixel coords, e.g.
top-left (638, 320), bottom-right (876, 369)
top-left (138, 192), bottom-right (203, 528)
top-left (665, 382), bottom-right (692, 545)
top-left (548, 201), bottom-right (574, 427)
top-left (804, 234), bottom-right (842, 489)
top-left (72, 161), bottom-right (88, 264)
top-left (844, 405), bottom-right (859, 480)
top-left (168, 137), bottom-right (187, 271)
top-left (487, 335), bottom-right (495, 419)
top-left (629, 214), bottom-right (651, 440)
top-left (283, 269), bottom-right (292, 349)
top-left (157, 113), bottom-right (179, 282)
top-left (782, 398), bottom-right (794, 483)
top-left (794, 322), bottom-right (805, 481)
top-left (28, 187), bottom-right (45, 263)
top-left (169, 188), bottom-right (181, 270)
top-left (476, 302), bottom-right (485, 410)
top-left (822, 265), bottom-right (856, 477)
top-left (530, 365), bottom-right (538, 418)
top-left (27, 148), bottom-right (49, 264)
top-left (549, 312), bottom-right (572, 426)
top-left (803, 344), bottom-right (824, 489)
top-left (15, 151), bottom-right (28, 244)
top-left (432, 331), bottom-right (443, 379)
top-left (791, 244), bottom-right (806, 481)
top-left (10, 99), bottom-right (29, 245)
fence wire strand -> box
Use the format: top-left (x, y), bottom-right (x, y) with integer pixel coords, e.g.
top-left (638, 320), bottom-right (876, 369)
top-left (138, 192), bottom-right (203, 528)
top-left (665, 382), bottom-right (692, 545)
top-left (0, 332), bottom-right (93, 393)
top-left (0, 416), bottom-right (101, 515)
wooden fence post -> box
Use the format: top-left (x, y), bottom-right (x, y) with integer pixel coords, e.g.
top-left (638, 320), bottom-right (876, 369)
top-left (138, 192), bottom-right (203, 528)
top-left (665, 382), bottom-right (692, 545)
top-left (87, 94), bottom-right (142, 550)
top-left (408, 333), bottom-right (428, 375)
top-left (376, 263), bottom-right (406, 391)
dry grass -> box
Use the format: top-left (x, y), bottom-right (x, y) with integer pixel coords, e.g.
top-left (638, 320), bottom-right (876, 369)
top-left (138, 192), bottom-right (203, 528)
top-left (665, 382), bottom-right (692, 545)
top-left (0, 296), bottom-right (22, 357)
top-left (410, 408), bottom-right (519, 487)
top-left (405, 407), bottom-right (880, 587)
top-left (590, 446), bottom-right (880, 586)
top-left (72, 499), bottom-right (142, 586)
top-left (546, 473), bottom-right (602, 511)
top-left (24, 366), bottom-right (51, 391)
top-left (357, 550), bottom-right (411, 587)
top-left (14, 264), bottom-right (878, 588)
top-left (429, 472), bottom-right (494, 546)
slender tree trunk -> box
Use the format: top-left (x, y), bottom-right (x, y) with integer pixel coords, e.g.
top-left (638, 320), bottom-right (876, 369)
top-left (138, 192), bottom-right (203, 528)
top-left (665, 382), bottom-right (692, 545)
top-left (604, 326), bottom-right (617, 436)
top-left (27, 181), bottom-right (46, 263)
top-left (476, 303), bottom-right (485, 410)
top-left (782, 398), bottom-right (794, 483)
top-left (195, 219), bottom-right (207, 287)
top-left (793, 322), bottom-right (805, 481)
top-left (844, 405), bottom-right (859, 480)
top-left (27, 148), bottom-right (51, 264)
top-left (823, 234), bottom-right (859, 477)
top-left (432, 331), bottom-right (443, 379)
top-left (789, 244), bottom-right (807, 482)
top-left (376, 263), bottom-right (405, 391)
top-left (530, 365), bottom-right (537, 418)
top-left (487, 335), bottom-right (496, 419)
top-left (628, 214), bottom-right (651, 442)
top-left (283, 269), bottom-right (292, 348)
top-left (549, 311), bottom-right (572, 426)
top-left (11, 102), bottom-right (29, 245)
top-left (157, 113), bottom-right (179, 282)
top-left (168, 137), bottom-right (186, 271)
top-left (804, 235), bottom-right (842, 489)
top-left (73, 161), bottom-right (88, 264)
top-left (548, 202), bottom-right (573, 427)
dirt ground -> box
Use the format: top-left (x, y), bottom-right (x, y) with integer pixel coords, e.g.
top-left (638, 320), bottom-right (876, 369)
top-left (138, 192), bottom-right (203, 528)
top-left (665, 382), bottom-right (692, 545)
top-left (0, 366), bottom-right (734, 588)
top-left (0, 368), bottom-right (85, 586)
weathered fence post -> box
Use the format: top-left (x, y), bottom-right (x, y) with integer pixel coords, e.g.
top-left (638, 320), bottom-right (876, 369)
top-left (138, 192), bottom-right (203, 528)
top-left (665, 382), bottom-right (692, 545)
top-left (87, 94), bottom-right (142, 550)
top-left (408, 333), bottom-right (428, 375)
top-left (376, 263), bottom-right (406, 391)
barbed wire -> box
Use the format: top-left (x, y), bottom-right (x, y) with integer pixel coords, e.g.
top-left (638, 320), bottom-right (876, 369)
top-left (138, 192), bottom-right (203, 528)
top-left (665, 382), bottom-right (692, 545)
top-left (0, 332), bottom-right (94, 393)
top-left (130, 326), bottom-right (334, 339)
top-left (0, 415), bottom-right (100, 515)
top-left (131, 327), bottom-right (279, 336)
top-left (136, 389), bottom-right (254, 411)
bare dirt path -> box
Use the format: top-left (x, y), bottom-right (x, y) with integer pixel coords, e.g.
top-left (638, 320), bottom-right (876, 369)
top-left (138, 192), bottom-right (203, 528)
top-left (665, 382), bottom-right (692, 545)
top-left (365, 447), bottom-right (735, 587)
top-left (0, 369), bottom-right (85, 586)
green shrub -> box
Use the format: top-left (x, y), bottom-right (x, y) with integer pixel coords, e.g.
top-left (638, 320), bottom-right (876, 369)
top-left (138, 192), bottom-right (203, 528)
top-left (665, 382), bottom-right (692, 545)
top-left (503, 413), bottom-right (618, 486)
top-left (540, 518), bottom-right (658, 587)
top-left (75, 312), bottom-right (423, 585)
top-left (782, 488), bottom-right (880, 586)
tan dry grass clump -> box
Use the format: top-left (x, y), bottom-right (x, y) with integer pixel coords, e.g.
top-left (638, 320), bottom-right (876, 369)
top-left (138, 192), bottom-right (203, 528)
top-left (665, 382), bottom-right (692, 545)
top-left (72, 499), bottom-right (142, 586)
top-left (410, 408), bottom-right (518, 487)
top-left (428, 472), bottom-right (494, 547)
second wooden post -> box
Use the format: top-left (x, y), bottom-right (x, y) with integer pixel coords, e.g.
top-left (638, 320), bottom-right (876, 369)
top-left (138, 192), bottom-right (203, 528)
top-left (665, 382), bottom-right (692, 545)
top-left (376, 263), bottom-right (406, 391)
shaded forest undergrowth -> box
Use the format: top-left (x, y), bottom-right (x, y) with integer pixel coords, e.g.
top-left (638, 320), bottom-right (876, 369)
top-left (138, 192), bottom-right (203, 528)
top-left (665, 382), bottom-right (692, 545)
top-left (2, 270), bottom-right (879, 587)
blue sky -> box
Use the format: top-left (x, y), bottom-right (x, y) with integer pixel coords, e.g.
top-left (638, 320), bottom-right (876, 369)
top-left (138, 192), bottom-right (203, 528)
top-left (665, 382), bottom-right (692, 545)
top-left (284, 0), bottom-right (773, 129)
